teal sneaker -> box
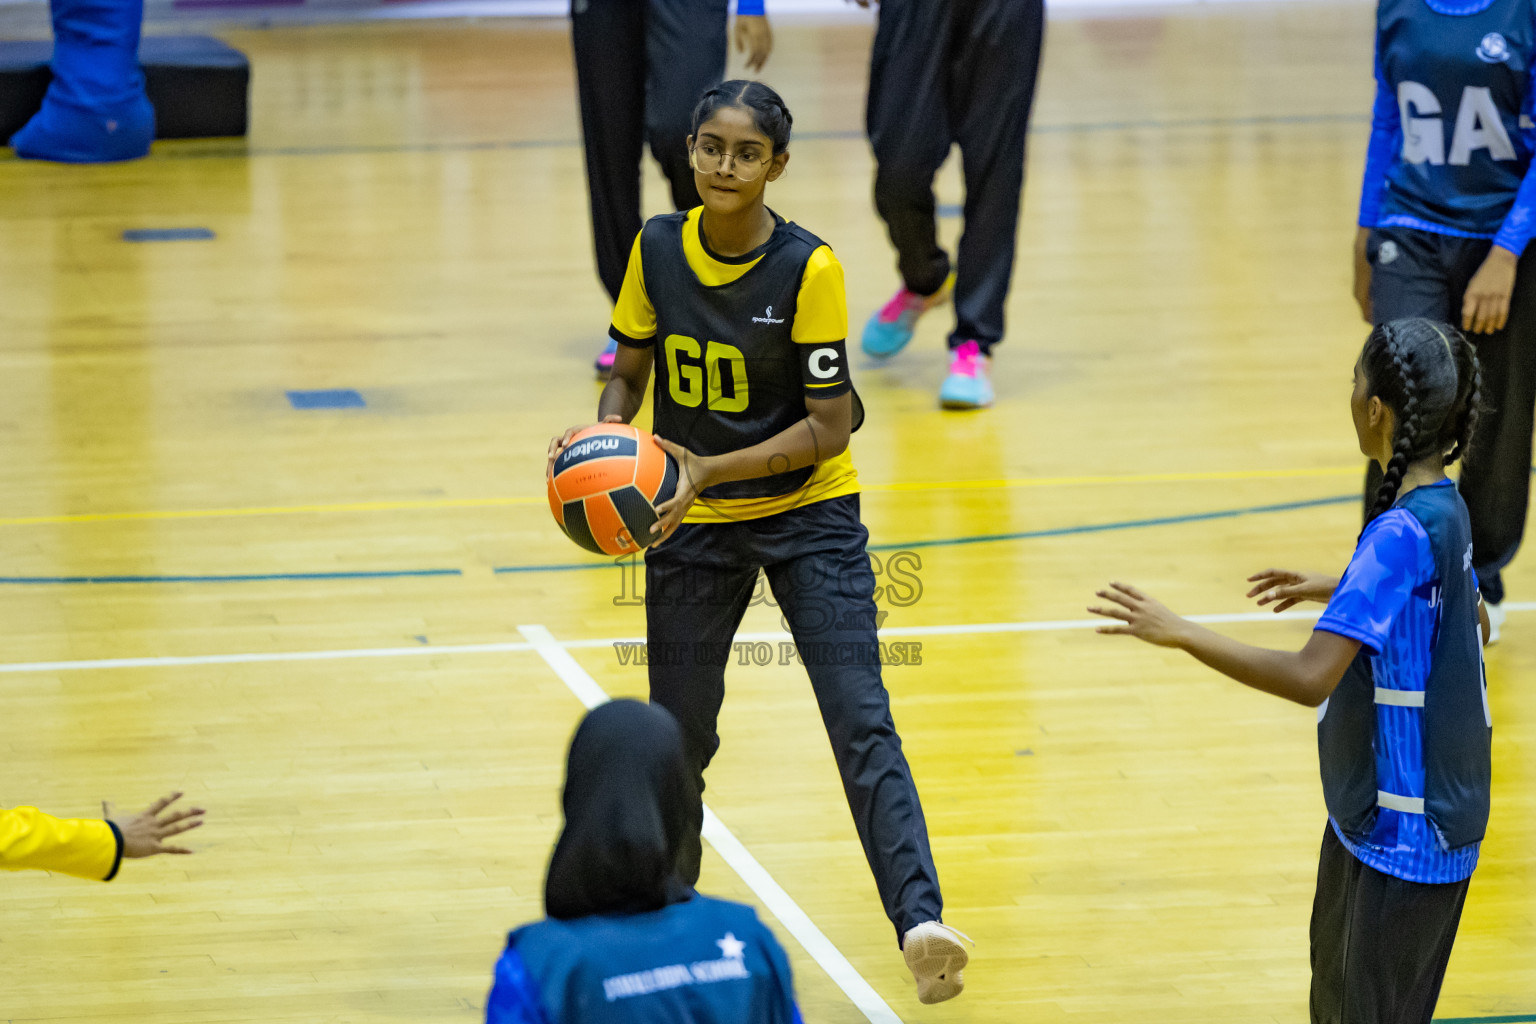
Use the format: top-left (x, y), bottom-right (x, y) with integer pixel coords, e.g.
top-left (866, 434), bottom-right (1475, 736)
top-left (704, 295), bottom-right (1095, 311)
top-left (594, 338), bottom-right (618, 380)
top-left (939, 340), bottom-right (994, 409)
top-left (860, 274), bottom-right (954, 358)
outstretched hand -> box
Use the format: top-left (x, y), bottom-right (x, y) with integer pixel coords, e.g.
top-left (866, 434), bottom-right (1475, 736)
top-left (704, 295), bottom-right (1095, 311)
top-left (105, 792), bottom-right (205, 858)
top-left (1245, 568), bottom-right (1338, 613)
top-left (1089, 582), bottom-right (1189, 647)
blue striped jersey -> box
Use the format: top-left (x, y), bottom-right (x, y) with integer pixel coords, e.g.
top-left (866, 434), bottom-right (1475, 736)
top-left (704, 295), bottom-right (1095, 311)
top-left (1315, 484), bottom-right (1481, 884)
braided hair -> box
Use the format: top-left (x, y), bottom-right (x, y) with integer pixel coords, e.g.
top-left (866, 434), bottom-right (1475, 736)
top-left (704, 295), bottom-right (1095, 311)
top-left (690, 80), bottom-right (793, 155)
top-left (1361, 318), bottom-right (1484, 524)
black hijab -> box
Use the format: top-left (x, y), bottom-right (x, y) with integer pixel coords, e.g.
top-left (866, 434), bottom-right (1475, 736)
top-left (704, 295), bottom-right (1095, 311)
top-left (544, 699), bottom-right (696, 920)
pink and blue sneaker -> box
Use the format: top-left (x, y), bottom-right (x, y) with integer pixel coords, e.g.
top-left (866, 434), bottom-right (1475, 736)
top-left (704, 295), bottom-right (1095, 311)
top-left (939, 340), bottom-right (993, 410)
top-left (594, 338), bottom-right (618, 380)
top-left (860, 274), bottom-right (954, 358)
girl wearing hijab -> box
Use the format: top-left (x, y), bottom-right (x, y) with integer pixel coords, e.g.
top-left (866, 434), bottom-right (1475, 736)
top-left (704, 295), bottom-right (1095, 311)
top-left (485, 700), bottom-right (803, 1024)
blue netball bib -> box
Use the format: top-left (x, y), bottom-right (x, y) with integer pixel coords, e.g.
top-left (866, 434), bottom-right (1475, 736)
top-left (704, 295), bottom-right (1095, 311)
top-left (1378, 0), bottom-right (1536, 235)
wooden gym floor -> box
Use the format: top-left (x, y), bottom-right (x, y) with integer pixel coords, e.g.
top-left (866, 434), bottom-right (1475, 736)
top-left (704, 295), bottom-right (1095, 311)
top-left (0, 5), bottom-right (1531, 1022)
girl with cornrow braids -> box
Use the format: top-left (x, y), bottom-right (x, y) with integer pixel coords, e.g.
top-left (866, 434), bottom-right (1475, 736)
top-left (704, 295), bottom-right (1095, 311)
top-left (1090, 317), bottom-right (1494, 1023)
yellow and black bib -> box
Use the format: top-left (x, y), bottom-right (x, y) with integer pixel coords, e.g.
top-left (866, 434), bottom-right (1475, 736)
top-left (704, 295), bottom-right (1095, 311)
top-left (640, 211), bottom-right (847, 502)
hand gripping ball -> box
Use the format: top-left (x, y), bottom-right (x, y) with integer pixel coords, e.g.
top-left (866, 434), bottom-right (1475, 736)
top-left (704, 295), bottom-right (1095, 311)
top-left (548, 424), bottom-right (680, 556)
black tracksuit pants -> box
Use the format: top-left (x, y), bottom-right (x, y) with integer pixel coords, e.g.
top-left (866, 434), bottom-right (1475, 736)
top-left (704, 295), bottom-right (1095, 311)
top-left (1366, 226), bottom-right (1536, 604)
top-left (644, 495), bottom-right (945, 943)
top-left (571, 0), bottom-right (727, 303)
top-left (866, 0), bottom-right (1045, 355)
top-left (1309, 824), bottom-right (1470, 1024)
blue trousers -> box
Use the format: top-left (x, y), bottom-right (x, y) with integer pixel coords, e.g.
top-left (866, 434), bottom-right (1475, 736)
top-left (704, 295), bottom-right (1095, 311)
top-left (11, 0), bottom-right (154, 163)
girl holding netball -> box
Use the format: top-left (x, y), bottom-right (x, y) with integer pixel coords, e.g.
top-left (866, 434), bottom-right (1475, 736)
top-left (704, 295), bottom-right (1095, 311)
top-left (1091, 318), bottom-right (1491, 1024)
top-left (546, 81), bottom-right (969, 1004)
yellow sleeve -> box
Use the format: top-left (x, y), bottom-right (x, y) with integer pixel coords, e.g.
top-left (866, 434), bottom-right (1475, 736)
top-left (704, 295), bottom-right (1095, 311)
top-left (0, 806), bottom-right (122, 881)
top-left (609, 233), bottom-right (657, 345)
top-left (791, 246), bottom-right (848, 344)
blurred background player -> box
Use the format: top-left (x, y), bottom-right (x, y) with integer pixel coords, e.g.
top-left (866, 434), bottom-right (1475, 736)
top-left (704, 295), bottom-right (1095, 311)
top-left (1353, 0), bottom-right (1536, 641)
top-left (3, 792), bottom-right (205, 881)
top-left (855, 0), bottom-right (1045, 410)
top-left (484, 700), bottom-right (804, 1024)
top-left (575, 0), bottom-right (773, 380)
top-left (547, 81), bottom-right (970, 1004)
top-left (10, 0), bottom-right (155, 162)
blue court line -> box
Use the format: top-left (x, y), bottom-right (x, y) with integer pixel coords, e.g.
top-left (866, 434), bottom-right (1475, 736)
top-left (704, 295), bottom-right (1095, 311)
top-left (491, 492), bottom-right (1360, 574)
top-left (0, 569), bottom-right (460, 585)
top-left (0, 491), bottom-right (1364, 584)
top-left (122, 227), bottom-right (216, 242)
top-left (1437, 1016), bottom-right (1536, 1023)
top-left (866, 493), bottom-right (1357, 552)
top-left (287, 388), bottom-right (367, 409)
top-left (139, 112), bottom-right (1368, 162)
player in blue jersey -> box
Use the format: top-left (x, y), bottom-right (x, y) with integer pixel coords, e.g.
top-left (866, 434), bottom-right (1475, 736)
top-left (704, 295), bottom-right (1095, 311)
top-left (1353, 0), bottom-right (1536, 641)
top-left (1090, 319), bottom-right (1492, 1023)
top-left (485, 700), bottom-right (804, 1024)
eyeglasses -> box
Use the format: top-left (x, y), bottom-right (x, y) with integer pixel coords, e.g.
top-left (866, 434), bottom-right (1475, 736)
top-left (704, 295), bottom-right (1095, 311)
top-left (690, 141), bottom-right (769, 182)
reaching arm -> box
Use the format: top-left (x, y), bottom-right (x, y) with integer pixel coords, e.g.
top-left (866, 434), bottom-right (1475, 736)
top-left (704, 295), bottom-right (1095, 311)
top-left (669, 391), bottom-right (851, 489)
top-left (649, 392), bottom-right (852, 542)
top-left (1090, 582), bottom-right (1362, 707)
top-left (1, 806), bottom-right (122, 880)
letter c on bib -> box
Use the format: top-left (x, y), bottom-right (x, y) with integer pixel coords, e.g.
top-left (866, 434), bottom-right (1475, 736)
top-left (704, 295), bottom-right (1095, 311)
top-left (809, 347), bottom-right (840, 379)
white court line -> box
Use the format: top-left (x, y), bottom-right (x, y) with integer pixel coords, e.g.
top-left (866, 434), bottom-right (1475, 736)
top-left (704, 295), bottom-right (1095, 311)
top-left (558, 607), bottom-right (1329, 648)
top-left (3, 603), bottom-right (1532, 675)
top-left (517, 623), bottom-right (905, 1024)
top-left (0, 640), bottom-right (533, 675)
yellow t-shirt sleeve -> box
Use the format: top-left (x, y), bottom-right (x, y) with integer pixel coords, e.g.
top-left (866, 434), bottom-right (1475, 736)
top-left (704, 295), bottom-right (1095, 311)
top-left (791, 246), bottom-right (848, 344)
top-left (609, 233), bottom-right (658, 345)
top-left (0, 806), bottom-right (123, 881)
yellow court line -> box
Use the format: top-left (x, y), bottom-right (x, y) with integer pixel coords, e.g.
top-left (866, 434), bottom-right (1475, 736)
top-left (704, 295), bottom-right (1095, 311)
top-left (0, 496), bottom-right (544, 527)
top-left (0, 466), bottom-right (1361, 528)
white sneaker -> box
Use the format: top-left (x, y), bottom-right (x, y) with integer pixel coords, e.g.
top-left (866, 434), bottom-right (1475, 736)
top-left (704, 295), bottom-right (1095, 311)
top-left (1487, 600), bottom-right (1505, 646)
top-left (902, 921), bottom-right (972, 1004)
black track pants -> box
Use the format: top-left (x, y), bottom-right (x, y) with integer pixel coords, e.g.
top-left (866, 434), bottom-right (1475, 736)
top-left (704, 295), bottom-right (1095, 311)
top-left (644, 495), bottom-right (944, 943)
top-left (866, 0), bottom-right (1045, 354)
top-left (1309, 824), bottom-right (1470, 1024)
top-left (571, 0), bottom-right (727, 302)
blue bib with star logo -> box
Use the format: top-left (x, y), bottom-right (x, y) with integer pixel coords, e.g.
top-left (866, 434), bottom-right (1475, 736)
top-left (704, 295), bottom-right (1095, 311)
top-left (487, 895), bottom-right (803, 1024)
top-left (1377, 0), bottom-right (1536, 235)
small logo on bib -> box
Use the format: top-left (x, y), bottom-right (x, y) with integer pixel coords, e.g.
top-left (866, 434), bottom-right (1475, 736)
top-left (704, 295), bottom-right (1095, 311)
top-left (1378, 240), bottom-right (1400, 266)
top-left (1477, 32), bottom-right (1511, 64)
top-left (752, 305), bottom-right (786, 325)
